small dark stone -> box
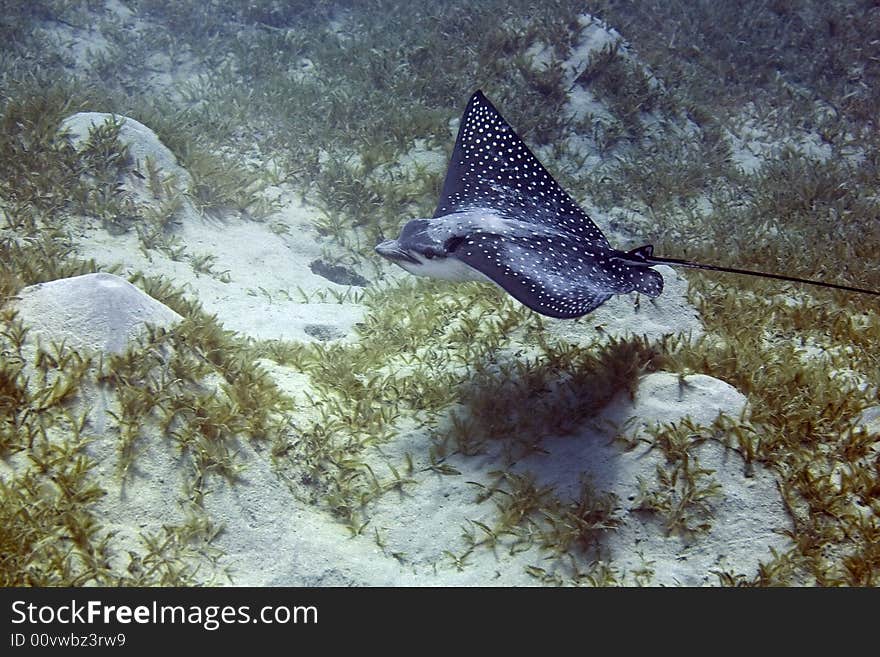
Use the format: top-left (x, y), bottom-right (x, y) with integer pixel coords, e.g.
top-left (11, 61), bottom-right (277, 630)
top-left (303, 324), bottom-right (346, 341)
top-left (309, 259), bottom-right (370, 287)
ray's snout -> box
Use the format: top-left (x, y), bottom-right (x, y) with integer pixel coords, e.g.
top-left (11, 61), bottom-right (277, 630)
top-left (375, 238), bottom-right (419, 265)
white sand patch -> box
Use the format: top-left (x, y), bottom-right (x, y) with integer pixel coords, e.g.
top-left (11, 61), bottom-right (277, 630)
top-left (75, 208), bottom-right (367, 342)
top-left (60, 111), bottom-right (367, 343)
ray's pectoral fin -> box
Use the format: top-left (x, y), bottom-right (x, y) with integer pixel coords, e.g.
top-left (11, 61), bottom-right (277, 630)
top-left (452, 232), bottom-right (664, 319)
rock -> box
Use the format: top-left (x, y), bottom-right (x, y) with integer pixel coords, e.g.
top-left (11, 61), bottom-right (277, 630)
top-left (11, 272), bottom-right (181, 355)
top-left (59, 112), bottom-right (201, 231)
top-left (303, 323), bottom-right (347, 341)
top-left (606, 371), bottom-right (748, 428)
top-left (309, 259), bottom-right (370, 287)
top-left (60, 111), bottom-right (194, 189)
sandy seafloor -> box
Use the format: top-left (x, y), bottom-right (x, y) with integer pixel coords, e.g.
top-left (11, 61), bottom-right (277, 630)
top-left (1, 1), bottom-right (878, 587)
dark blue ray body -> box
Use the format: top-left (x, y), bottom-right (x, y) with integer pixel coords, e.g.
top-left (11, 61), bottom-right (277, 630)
top-left (432, 91), bottom-right (662, 318)
top-left (454, 232), bottom-right (662, 317)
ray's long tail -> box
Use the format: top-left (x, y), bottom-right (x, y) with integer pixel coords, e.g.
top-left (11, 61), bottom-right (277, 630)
top-left (620, 246), bottom-right (880, 298)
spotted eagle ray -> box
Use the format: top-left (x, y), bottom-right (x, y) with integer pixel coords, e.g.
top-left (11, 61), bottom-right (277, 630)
top-left (375, 90), bottom-right (879, 318)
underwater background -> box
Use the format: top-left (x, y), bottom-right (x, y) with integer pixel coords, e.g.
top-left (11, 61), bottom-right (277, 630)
top-left (1, 0), bottom-right (878, 586)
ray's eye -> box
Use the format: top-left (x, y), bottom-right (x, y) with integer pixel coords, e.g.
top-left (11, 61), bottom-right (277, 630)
top-left (424, 250), bottom-right (436, 259)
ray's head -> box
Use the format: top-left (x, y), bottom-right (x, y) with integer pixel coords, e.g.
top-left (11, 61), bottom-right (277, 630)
top-left (375, 218), bottom-right (480, 281)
